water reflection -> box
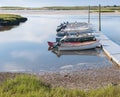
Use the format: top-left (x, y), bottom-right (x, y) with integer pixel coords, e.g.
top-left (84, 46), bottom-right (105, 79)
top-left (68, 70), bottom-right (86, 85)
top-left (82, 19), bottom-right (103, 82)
top-left (0, 26), bottom-right (15, 32)
top-left (0, 15), bottom-right (115, 73)
top-left (48, 47), bottom-right (101, 57)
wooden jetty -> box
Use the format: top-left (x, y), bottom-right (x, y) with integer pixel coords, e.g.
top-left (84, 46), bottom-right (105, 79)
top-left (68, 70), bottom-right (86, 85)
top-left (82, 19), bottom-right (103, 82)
top-left (98, 32), bottom-right (120, 66)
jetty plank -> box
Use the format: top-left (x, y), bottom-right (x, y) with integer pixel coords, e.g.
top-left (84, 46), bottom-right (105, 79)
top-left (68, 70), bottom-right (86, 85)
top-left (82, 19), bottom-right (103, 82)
top-left (99, 32), bottom-right (120, 66)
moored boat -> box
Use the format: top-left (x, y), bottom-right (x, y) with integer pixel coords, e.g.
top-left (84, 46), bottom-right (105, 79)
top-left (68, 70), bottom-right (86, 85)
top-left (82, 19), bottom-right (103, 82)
top-left (56, 32), bottom-right (96, 42)
top-left (48, 40), bottom-right (100, 51)
top-left (56, 22), bottom-right (93, 33)
top-left (48, 21), bottom-right (100, 51)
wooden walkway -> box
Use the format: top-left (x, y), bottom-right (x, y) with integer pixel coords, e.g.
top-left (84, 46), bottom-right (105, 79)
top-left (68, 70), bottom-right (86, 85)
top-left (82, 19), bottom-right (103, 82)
top-left (98, 32), bottom-right (120, 66)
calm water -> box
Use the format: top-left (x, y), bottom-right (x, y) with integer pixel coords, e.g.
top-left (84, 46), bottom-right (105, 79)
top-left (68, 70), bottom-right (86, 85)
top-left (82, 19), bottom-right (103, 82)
top-left (1, 14), bottom-right (119, 73)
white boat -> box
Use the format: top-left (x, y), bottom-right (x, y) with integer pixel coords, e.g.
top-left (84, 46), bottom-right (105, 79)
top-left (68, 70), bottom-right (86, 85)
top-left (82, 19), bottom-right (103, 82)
top-left (56, 22), bottom-right (93, 32)
top-left (48, 40), bottom-right (101, 51)
top-left (58, 40), bottom-right (100, 51)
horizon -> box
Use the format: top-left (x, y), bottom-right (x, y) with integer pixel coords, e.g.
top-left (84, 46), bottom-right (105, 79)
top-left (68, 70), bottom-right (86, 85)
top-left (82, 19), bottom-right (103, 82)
top-left (0, 5), bottom-right (120, 8)
top-left (0, 0), bottom-right (120, 8)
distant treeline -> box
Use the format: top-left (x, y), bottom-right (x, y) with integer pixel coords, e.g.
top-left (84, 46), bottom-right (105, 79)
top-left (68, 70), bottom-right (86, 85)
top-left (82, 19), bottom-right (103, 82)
top-left (0, 6), bottom-right (120, 11)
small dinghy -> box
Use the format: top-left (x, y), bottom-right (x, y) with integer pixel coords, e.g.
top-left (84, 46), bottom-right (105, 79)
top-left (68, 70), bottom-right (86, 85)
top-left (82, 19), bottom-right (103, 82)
top-left (48, 40), bottom-right (100, 51)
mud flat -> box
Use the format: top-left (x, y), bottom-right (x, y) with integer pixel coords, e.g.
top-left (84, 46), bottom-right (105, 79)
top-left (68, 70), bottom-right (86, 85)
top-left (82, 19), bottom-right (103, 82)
top-left (38, 66), bottom-right (120, 90)
top-left (0, 10), bottom-right (120, 15)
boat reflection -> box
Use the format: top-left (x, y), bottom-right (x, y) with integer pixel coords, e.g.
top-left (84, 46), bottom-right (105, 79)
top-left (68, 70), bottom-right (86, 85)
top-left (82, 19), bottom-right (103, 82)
top-left (48, 47), bottom-right (102, 57)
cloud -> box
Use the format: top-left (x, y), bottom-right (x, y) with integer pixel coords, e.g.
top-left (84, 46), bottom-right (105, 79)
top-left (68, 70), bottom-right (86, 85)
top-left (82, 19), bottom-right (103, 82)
top-left (11, 51), bottom-right (40, 62)
top-left (1, 62), bottom-right (26, 72)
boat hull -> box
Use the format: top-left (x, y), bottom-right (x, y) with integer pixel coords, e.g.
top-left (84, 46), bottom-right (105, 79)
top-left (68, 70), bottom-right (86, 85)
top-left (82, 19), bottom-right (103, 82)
top-left (58, 40), bottom-right (100, 51)
top-left (48, 40), bottom-right (100, 51)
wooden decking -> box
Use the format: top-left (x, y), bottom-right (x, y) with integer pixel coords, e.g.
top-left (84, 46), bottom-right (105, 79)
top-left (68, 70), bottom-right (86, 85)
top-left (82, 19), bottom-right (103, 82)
top-left (98, 32), bottom-right (120, 66)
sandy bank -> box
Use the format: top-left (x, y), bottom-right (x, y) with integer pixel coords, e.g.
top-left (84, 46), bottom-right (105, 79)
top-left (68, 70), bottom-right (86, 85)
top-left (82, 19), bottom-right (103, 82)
top-left (0, 10), bottom-right (120, 15)
top-left (0, 66), bottom-right (120, 90)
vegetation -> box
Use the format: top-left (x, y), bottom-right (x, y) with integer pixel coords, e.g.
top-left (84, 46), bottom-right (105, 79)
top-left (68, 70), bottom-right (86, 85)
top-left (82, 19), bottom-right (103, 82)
top-left (0, 6), bottom-right (42, 10)
top-left (0, 6), bottom-right (120, 11)
top-left (0, 6), bottom-right (29, 10)
top-left (0, 74), bottom-right (120, 97)
top-left (92, 10), bottom-right (115, 13)
top-left (42, 6), bottom-right (90, 10)
top-left (0, 14), bottom-right (27, 26)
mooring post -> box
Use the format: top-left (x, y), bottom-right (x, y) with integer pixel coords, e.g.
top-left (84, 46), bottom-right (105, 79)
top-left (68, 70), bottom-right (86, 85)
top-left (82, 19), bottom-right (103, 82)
top-left (88, 5), bottom-right (90, 24)
top-left (99, 4), bottom-right (101, 31)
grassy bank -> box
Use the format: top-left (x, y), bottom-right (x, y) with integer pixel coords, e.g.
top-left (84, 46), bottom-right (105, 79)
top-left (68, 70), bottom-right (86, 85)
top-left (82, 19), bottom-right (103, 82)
top-left (92, 10), bottom-right (115, 12)
top-left (0, 6), bottom-right (120, 11)
top-left (0, 74), bottom-right (120, 97)
top-left (0, 14), bottom-right (27, 26)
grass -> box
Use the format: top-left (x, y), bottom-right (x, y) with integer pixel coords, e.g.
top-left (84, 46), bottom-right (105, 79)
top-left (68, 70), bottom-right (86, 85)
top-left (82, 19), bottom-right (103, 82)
top-left (0, 6), bottom-right (120, 11)
top-left (0, 6), bottom-right (29, 10)
top-left (92, 10), bottom-right (115, 13)
top-left (0, 74), bottom-right (120, 97)
top-left (0, 14), bottom-right (24, 21)
top-left (0, 14), bottom-right (27, 26)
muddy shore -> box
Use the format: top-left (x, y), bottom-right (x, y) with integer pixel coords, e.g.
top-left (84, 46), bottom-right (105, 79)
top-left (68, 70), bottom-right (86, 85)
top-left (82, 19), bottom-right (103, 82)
top-left (0, 66), bottom-right (120, 90)
top-left (38, 66), bottom-right (120, 90)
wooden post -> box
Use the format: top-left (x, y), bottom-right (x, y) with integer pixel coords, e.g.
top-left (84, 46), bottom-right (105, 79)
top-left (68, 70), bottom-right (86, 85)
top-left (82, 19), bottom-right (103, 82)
top-left (99, 4), bottom-right (101, 31)
top-left (88, 5), bottom-right (90, 23)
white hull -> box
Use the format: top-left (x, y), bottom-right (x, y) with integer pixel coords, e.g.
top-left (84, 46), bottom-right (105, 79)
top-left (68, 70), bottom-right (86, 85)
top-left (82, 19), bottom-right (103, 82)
top-left (58, 40), bottom-right (100, 51)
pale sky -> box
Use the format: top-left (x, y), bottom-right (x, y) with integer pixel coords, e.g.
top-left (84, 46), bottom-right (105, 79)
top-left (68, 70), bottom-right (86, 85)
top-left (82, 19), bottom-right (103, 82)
top-left (0, 0), bottom-right (119, 7)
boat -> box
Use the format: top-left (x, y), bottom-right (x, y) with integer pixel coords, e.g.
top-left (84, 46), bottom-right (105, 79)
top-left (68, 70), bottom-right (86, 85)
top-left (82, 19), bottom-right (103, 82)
top-left (48, 21), bottom-right (100, 51)
top-left (56, 22), bottom-right (93, 32)
top-left (56, 32), bottom-right (96, 42)
top-left (48, 40), bottom-right (100, 51)
top-left (56, 22), bottom-right (96, 42)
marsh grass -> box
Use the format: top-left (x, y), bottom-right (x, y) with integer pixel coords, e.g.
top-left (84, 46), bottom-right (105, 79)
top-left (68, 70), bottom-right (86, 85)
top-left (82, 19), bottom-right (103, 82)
top-left (1, 6), bottom-right (120, 11)
top-left (0, 74), bottom-right (120, 97)
top-left (0, 14), bottom-right (22, 21)
top-left (0, 14), bottom-right (27, 26)
top-left (92, 10), bottom-right (115, 12)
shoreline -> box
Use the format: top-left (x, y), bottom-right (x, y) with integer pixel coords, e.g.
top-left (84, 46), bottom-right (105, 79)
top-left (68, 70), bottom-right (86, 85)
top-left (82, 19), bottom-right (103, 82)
top-left (0, 66), bottom-right (120, 90)
top-left (39, 66), bottom-right (120, 90)
top-left (0, 10), bottom-right (120, 15)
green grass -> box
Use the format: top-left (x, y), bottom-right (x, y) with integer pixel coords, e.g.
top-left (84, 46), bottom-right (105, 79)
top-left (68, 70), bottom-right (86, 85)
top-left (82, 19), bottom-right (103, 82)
top-left (0, 14), bottom-right (23, 21)
top-left (0, 6), bottom-right (120, 11)
top-left (0, 74), bottom-right (120, 97)
top-left (0, 14), bottom-right (27, 26)
top-left (0, 6), bottom-right (30, 10)
top-left (92, 10), bottom-right (115, 12)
